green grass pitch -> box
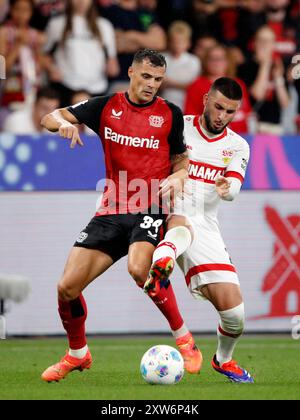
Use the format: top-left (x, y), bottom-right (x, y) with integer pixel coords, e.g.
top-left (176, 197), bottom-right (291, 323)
top-left (0, 336), bottom-right (299, 400)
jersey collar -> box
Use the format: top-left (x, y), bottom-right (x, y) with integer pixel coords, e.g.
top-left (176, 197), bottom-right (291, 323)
top-left (193, 116), bottom-right (227, 142)
top-left (125, 92), bottom-right (157, 108)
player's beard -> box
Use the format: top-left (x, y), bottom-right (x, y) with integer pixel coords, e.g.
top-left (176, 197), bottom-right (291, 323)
top-left (203, 109), bottom-right (229, 135)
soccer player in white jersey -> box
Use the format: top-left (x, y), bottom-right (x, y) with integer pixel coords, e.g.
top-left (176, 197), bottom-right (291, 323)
top-left (144, 77), bottom-right (254, 383)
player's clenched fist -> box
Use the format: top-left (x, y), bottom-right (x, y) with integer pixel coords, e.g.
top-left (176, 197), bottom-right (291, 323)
top-left (215, 175), bottom-right (231, 198)
top-left (59, 123), bottom-right (84, 149)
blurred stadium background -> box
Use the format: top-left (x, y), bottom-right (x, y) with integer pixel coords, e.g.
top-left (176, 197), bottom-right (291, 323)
top-left (0, 132), bottom-right (299, 336)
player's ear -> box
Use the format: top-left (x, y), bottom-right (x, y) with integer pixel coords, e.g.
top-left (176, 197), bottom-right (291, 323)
top-left (203, 93), bottom-right (208, 107)
top-left (128, 66), bottom-right (133, 79)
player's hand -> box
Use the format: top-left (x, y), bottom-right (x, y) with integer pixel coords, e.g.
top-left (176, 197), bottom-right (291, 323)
top-left (215, 175), bottom-right (231, 198)
top-left (159, 173), bottom-right (186, 207)
top-left (58, 123), bottom-right (84, 149)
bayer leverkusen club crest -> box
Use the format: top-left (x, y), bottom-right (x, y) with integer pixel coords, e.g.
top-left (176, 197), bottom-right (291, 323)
top-left (149, 115), bottom-right (164, 128)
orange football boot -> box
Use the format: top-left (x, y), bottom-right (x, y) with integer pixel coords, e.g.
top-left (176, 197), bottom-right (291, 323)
top-left (41, 350), bottom-right (92, 382)
top-left (176, 332), bottom-right (203, 374)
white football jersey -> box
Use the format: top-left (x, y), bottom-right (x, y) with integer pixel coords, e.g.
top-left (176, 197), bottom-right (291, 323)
top-left (175, 115), bottom-right (250, 224)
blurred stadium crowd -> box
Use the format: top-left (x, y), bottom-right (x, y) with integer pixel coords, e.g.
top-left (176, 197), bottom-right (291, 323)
top-left (0, 0), bottom-right (300, 135)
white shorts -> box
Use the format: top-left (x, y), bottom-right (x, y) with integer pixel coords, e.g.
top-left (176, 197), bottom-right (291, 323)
top-left (177, 217), bottom-right (240, 300)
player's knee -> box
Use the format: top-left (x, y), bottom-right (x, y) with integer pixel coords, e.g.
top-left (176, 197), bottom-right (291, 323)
top-left (219, 303), bottom-right (245, 336)
top-left (128, 264), bottom-right (147, 286)
top-left (165, 225), bottom-right (193, 255)
top-left (166, 225), bottom-right (192, 243)
top-left (57, 282), bottom-right (80, 301)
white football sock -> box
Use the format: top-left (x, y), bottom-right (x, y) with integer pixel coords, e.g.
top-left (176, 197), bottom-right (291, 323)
top-left (153, 226), bottom-right (192, 263)
top-left (69, 344), bottom-right (88, 359)
top-left (216, 303), bottom-right (244, 366)
top-left (171, 323), bottom-right (190, 339)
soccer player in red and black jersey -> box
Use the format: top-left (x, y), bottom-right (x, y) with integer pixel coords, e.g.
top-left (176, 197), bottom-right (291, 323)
top-left (40, 49), bottom-right (202, 382)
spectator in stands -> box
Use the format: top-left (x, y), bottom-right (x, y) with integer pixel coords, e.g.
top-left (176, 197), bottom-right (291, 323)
top-left (44, 0), bottom-right (119, 107)
top-left (138, 0), bottom-right (163, 28)
top-left (96, 0), bottom-right (115, 11)
top-left (237, 0), bottom-right (267, 56)
top-left (289, 2), bottom-right (300, 132)
top-left (238, 25), bottom-right (290, 134)
top-left (30, 0), bottom-right (66, 31)
top-left (154, 0), bottom-right (188, 29)
top-left (215, 0), bottom-right (241, 46)
top-left (162, 21), bottom-right (200, 110)
top-left (70, 90), bottom-right (91, 107)
top-left (138, 0), bottom-right (157, 11)
top-left (0, 0), bottom-right (8, 129)
top-left (0, 0), bottom-right (9, 22)
top-left (0, 0), bottom-right (45, 109)
top-left (193, 34), bottom-right (218, 64)
top-left (183, 0), bottom-right (220, 44)
top-left (184, 44), bottom-right (252, 134)
top-left (3, 87), bottom-right (60, 133)
top-left (98, 0), bottom-right (114, 5)
top-left (102, 0), bottom-right (166, 92)
top-left (294, 77), bottom-right (300, 132)
top-left (289, 0), bottom-right (300, 19)
top-left (265, 0), bottom-right (298, 66)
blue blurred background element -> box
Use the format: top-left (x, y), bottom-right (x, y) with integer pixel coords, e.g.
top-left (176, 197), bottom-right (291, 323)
top-left (0, 133), bottom-right (300, 191)
top-left (0, 134), bottom-right (105, 191)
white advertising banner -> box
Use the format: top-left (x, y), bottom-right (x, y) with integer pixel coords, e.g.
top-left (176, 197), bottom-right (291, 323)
top-left (0, 191), bottom-right (299, 335)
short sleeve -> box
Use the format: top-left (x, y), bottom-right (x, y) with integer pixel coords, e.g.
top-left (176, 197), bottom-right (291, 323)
top-left (225, 139), bottom-right (250, 184)
top-left (67, 95), bottom-right (112, 135)
top-left (165, 101), bottom-right (186, 155)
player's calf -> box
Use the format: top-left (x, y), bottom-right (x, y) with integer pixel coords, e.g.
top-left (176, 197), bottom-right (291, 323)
top-left (216, 303), bottom-right (244, 366)
top-left (128, 264), bottom-right (148, 285)
top-left (211, 302), bottom-right (253, 382)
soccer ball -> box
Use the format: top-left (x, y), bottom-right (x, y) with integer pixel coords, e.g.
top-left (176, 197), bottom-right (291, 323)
top-left (140, 345), bottom-right (184, 385)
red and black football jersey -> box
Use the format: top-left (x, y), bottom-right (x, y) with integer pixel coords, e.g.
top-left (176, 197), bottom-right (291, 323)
top-left (68, 92), bottom-right (186, 214)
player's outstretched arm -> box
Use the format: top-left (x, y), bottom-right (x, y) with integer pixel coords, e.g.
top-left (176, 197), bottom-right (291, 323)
top-left (41, 108), bottom-right (84, 149)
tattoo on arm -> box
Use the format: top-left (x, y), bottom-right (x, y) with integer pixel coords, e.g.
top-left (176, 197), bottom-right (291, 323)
top-left (171, 151), bottom-right (189, 164)
top-left (170, 151), bottom-right (189, 171)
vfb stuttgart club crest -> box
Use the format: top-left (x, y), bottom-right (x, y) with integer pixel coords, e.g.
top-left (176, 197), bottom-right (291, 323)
top-left (222, 149), bottom-right (233, 165)
top-left (149, 115), bottom-right (164, 128)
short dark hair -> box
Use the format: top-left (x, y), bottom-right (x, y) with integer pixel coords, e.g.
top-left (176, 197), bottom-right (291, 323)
top-left (36, 87), bottom-right (60, 102)
top-left (210, 77), bottom-right (243, 101)
top-left (132, 49), bottom-right (167, 68)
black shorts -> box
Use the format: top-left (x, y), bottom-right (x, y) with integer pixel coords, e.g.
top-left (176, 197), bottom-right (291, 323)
top-left (74, 210), bottom-right (166, 262)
